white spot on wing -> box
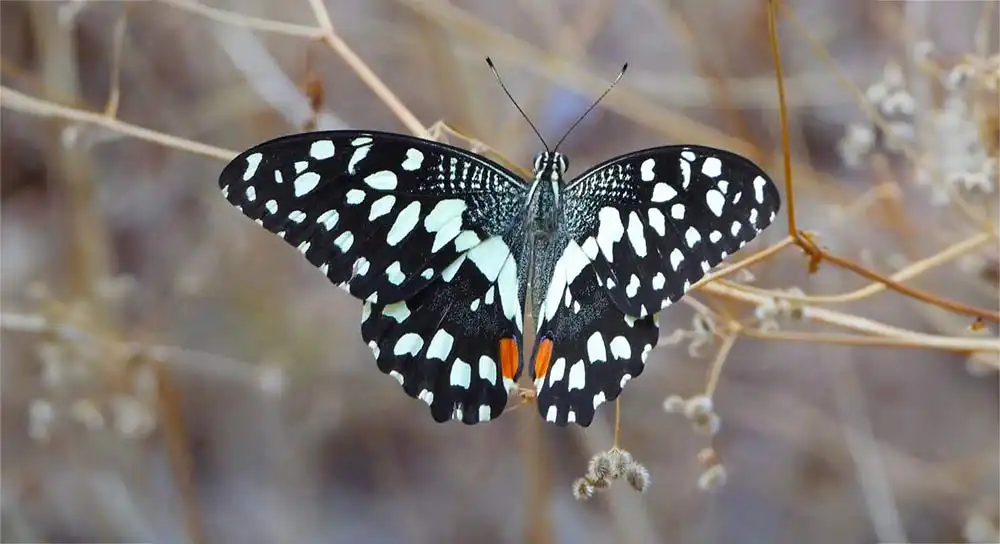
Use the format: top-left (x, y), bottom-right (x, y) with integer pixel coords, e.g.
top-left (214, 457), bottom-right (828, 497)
top-left (567, 360), bottom-right (586, 391)
top-left (450, 358), bottom-right (471, 388)
top-left (753, 176), bottom-right (767, 203)
top-left (680, 157), bottom-right (691, 188)
top-left (625, 211), bottom-right (647, 258)
top-left (648, 208), bottom-right (666, 236)
top-left (652, 272), bottom-right (665, 290)
top-left (609, 336), bottom-right (631, 359)
top-left (243, 153), bottom-right (262, 180)
top-left (640, 158), bottom-right (655, 181)
top-left (625, 274), bottom-right (640, 298)
top-left (478, 355), bottom-right (497, 385)
top-left (294, 172), bottom-right (320, 196)
top-left (706, 189), bottom-right (725, 216)
top-left (368, 195), bottom-right (396, 220)
top-left (548, 357), bottom-right (566, 384)
top-left (670, 203), bottom-right (685, 220)
top-left (466, 236), bottom-right (509, 281)
top-left (345, 189), bottom-right (365, 204)
top-left (364, 170), bottom-right (398, 191)
top-left (382, 301), bottom-right (411, 323)
top-left (684, 226), bottom-right (701, 248)
top-left (670, 248), bottom-right (684, 270)
top-left (596, 208), bottom-right (625, 261)
top-left (317, 209), bottom-right (338, 230)
top-left (334, 231), bottom-right (354, 252)
top-left (651, 183), bottom-right (676, 202)
top-left (427, 329), bottom-right (455, 361)
top-left (348, 144), bottom-right (371, 174)
top-left (393, 333), bottom-right (423, 356)
top-left (701, 156), bottom-right (722, 177)
top-left (309, 140), bottom-right (335, 160)
top-left (402, 148), bottom-right (424, 171)
top-left (586, 332), bottom-right (607, 363)
top-left (424, 199), bottom-right (467, 232)
top-left (453, 231), bottom-right (480, 252)
top-left (386, 201), bottom-right (421, 246)
top-left (386, 261), bottom-right (405, 285)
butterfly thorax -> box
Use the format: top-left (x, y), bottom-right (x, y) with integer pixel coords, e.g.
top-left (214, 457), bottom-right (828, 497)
top-left (522, 151), bottom-right (568, 323)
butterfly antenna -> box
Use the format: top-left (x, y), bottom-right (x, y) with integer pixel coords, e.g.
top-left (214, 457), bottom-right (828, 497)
top-left (552, 63), bottom-right (628, 153)
top-left (486, 57), bottom-right (550, 152)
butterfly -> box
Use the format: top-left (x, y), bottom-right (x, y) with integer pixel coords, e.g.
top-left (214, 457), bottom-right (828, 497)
top-left (217, 59), bottom-right (781, 426)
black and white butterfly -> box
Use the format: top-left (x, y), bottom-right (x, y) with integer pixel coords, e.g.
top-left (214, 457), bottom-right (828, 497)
top-left (217, 61), bottom-right (781, 426)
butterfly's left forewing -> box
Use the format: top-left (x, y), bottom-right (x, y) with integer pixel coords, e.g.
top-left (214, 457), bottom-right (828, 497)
top-left (530, 145), bottom-right (781, 425)
top-left (219, 131), bottom-right (529, 423)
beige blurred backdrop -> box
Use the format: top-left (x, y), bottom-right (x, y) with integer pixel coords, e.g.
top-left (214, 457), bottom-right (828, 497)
top-left (1, 1), bottom-right (998, 543)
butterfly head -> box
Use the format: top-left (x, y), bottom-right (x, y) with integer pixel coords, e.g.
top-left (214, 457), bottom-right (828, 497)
top-left (532, 151), bottom-right (569, 183)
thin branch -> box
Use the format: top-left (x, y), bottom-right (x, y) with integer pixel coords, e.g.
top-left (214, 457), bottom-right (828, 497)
top-left (104, 4), bottom-right (128, 117)
top-left (775, 232), bottom-right (994, 305)
top-left (766, 0), bottom-right (797, 237)
top-left (704, 332), bottom-right (739, 397)
top-left (699, 284), bottom-right (1000, 353)
top-left (306, 0), bottom-right (429, 138)
top-left (1, 86), bottom-right (237, 160)
top-left (693, 235), bottom-right (795, 290)
top-left (743, 329), bottom-right (999, 360)
top-left (809, 245), bottom-right (999, 323)
top-left (156, 0), bottom-right (324, 38)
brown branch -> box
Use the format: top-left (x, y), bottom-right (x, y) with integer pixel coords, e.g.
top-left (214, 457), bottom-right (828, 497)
top-left (306, 0), bottom-right (430, 138)
top-left (766, 0), bottom-right (798, 237)
top-left (778, 232), bottom-right (993, 305)
top-left (801, 236), bottom-right (1000, 323)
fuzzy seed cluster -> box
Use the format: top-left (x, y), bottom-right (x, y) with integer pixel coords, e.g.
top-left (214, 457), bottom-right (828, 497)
top-left (572, 447), bottom-right (650, 500)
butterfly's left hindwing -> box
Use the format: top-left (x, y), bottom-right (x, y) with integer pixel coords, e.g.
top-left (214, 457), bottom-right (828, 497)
top-left (531, 145), bottom-right (781, 426)
top-left (218, 131), bottom-right (529, 424)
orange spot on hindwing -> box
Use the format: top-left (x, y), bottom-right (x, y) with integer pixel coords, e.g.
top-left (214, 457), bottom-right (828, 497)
top-left (533, 338), bottom-right (553, 380)
top-left (499, 338), bottom-right (520, 383)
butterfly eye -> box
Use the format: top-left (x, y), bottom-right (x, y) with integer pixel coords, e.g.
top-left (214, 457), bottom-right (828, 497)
top-left (557, 154), bottom-right (569, 174)
top-left (532, 152), bottom-right (546, 174)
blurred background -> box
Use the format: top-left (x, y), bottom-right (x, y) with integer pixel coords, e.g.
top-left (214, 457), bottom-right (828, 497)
top-left (1, 1), bottom-right (998, 543)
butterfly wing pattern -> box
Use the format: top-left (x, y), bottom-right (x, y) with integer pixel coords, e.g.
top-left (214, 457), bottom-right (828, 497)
top-left (530, 146), bottom-right (781, 425)
top-left (219, 130), bottom-right (781, 427)
top-left (218, 131), bottom-right (530, 424)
